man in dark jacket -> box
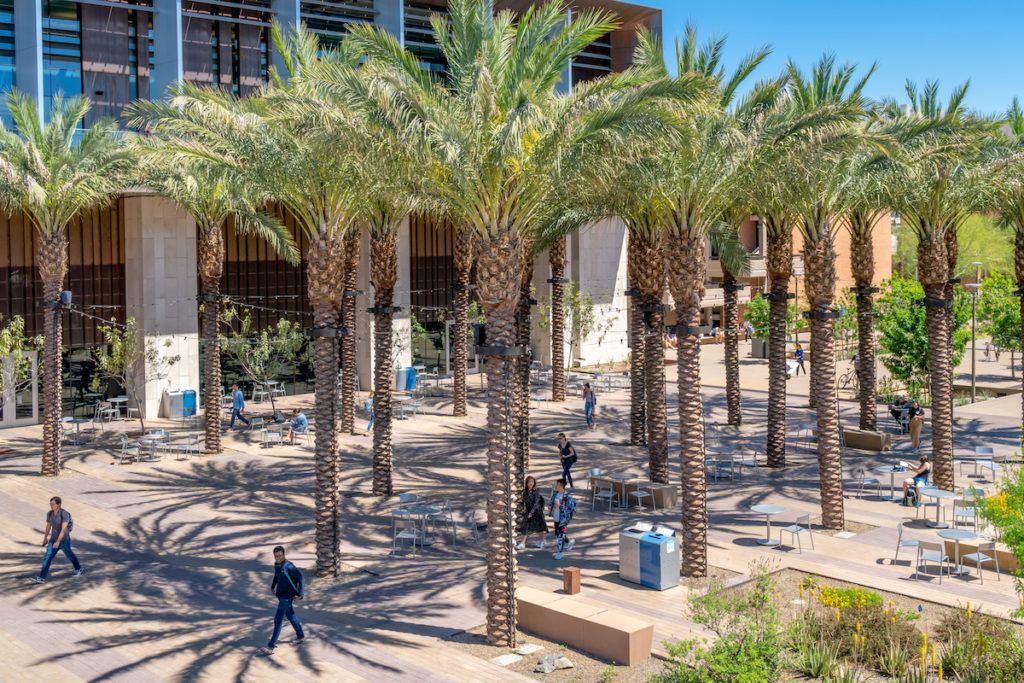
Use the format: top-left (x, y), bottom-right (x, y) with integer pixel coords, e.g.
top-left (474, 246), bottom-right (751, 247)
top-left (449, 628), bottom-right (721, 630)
top-left (258, 546), bottom-right (305, 655)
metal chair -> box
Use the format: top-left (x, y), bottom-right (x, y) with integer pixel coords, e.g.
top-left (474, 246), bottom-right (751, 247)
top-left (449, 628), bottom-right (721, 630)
top-left (796, 423), bottom-right (816, 451)
top-left (851, 476), bottom-right (882, 499)
top-left (95, 401), bottom-right (119, 425)
top-left (61, 417), bottom-right (81, 445)
top-left (914, 541), bottom-right (949, 582)
top-left (427, 499), bottom-right (457, 545)
top-left (960, 541), bottom-right (1001, 584)
top-left (778, 514), bottom-right (814, 553)
top-left (892, 521), bottom-right (919, 565)
top-left (591, 480), bottom-right (618, 512)
top-left (627, 482), bottom-right (656, 511)
top-left (118, 435), bottom-right (141, 465)
top-left (398, 493), bottom-right (418, 509)
top-left (586, 468), bottom-right (604, 490)
top-left (391, 513), bottom-right (420, 557)
top-left (253, 386), bottom-right (271, 403)
top-left (952, 498), bottom-right (978, 530)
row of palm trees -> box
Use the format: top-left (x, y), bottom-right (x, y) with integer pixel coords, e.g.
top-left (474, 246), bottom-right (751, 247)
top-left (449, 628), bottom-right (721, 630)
top-left (3, 0), bottom-right (1024, 650)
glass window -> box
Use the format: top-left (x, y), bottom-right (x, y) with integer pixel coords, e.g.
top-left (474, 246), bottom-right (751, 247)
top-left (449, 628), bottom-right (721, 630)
top-left (42, 0), bottom-right (82, 116)
top-left (211, 23), bottom-right (220, 89)
top-left (0, 0), bottom-right (15, 128)
top-left (230, 24), bottom-right (239, 96)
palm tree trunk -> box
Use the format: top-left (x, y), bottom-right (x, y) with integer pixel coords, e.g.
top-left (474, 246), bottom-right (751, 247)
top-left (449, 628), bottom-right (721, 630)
top-left (515, 257), bottom-right (534, 480)
top-left (371, 231), bottom-right (398, 497)
top-left (850, 225), bottom-right (876, 431)
top-left (632, 229), bottom-right (668, 483)
top-left (765, 223), bottom-right (793, 468)
top-left (549, 237), bottom-right (567, 402)
top-left (722, 267), bottom-right (741, 426)
top-left (477, 234), bottom-right (523, 649)
top-left (804, 237), bottom-right (845, 530)
top-left (918, 231), bottom-right (954, 490)
top-left (628, 234), bottom-right (646, 446)
top-left (37, 230), bottom-right (68, 477)
top-left (198, 225), bottom-right (225, 454)
top-left (308, 235), bottom-right (345, 578)
top-left (667, 234), bottom-right (707, 578)
top-left (452, 234), bottom-right (472, 417)
top-left (340, 231), bottom-right (359, 434)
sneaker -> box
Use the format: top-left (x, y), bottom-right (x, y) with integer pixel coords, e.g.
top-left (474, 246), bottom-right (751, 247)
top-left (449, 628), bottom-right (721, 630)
top-left (294, 636), bottom-right (306, 645)
top-left (536, 539), bottom-right (546, 550)
top-left (515, 542), bottom-right (525, 551)
top-left (258, 646), bottom-right (275, 656)
top-left (72, 569), bottom-right (83, 578)
top-left (30, 576), bottom-right (45, 584)
top-left (566, 539), bottom-right (576, 552)
top-left (554, 553), bottom-right (563, 561)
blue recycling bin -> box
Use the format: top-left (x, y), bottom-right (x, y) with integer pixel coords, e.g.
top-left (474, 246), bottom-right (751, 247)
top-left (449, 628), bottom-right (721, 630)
top-left (638, 531), bottom-right (680, 590)
top-left (183, 390), bottom-right (197, 418)
top-left (405, 366), bottom-right (417, 391)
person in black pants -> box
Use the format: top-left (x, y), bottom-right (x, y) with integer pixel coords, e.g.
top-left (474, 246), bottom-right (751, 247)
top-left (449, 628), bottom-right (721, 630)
top-left (258, 545), bottom-right (305, 655)
top-left (557, 433), bottom-right (577, 488)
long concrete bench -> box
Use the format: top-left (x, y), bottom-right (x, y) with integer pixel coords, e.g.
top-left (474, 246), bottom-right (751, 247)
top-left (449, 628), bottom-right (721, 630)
top-left (517, 585), bottom-right (654, 665)
top-left (843, 428), bottom-right (892, 453)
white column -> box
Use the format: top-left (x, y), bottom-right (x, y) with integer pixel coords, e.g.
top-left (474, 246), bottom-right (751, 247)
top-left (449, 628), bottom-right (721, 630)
top-left (358, 220), bottom-right (412, 393)
top-left (13, 0), bottom-right (43, 122)
top-left (123, 195), bottom-right (200, 418)
top-left (270, 0), bottom-right (301, 77)
top-left (152, 0), bottom-right (183, 99)
top-left (374, 0), bottom-right (404, 44)
top-left (574, 218), bottom-right (630, 366)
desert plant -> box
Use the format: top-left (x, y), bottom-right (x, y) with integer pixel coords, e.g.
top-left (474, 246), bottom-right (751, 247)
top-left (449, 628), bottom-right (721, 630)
top-left (879, 640), bottom-right (911, 678)
top-left (824, 664), bottom-right (866, 683)
top-left (818, 585), bottom-right (883, 610)
top-left (795, 639), bottom-right (840, 679)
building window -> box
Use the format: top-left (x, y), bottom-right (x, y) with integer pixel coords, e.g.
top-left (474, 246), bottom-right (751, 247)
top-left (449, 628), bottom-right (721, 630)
top-left (259, 27), bottom-right (268, 85)
top-left (230, 24), bottom-right (240, 95)
top-left (127, 11), bottom-right (154, 102)
top-left (42, 0), bottom-right (83, 115)
top-left (0, 0), bottom-right (14, 127)
top-left (211, 23), bottom-right (221, 89)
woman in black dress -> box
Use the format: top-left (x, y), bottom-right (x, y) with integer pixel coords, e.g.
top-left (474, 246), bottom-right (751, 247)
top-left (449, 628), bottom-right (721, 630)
top-left (516, 476), bottom-right (549, 550)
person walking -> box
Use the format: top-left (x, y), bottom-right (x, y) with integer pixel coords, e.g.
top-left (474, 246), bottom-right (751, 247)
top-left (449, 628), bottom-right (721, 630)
top-left (516, 476), bottom-right (549, 550)
top-left (582, 383), bottom-right (597, 430)
top-left (362, 391), bottom-right (375, 437)
top-left (794, 343), bottom-right (806, 375)
top-left (549, 478), bottom-right (576, 561)
top-left (557, 433), bottom-right (577, 488)
top-left (258, 545), bottom-right (305, 655)
top-left (31, 496), bottom-right (82, 583)
top-left (908, 400), bottom-right (925, 450)
top-left (744, 320), bottom-right (753, 341)
top-left (228, 383), bottom-right (250, 431)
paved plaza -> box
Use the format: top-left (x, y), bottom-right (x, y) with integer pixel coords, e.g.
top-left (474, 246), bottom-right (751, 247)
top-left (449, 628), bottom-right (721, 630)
top-left (1, 343), bottom-right (1021, 681)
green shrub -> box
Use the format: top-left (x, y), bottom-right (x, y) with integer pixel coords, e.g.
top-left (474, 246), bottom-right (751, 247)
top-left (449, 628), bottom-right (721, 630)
top-left (817, 586), bottom-right (883, 610)
top-left (824, 665), bottom-right (865, 683)
top-left (794, 640), bottom-right (839, 679)
top-left (878, 641), bottom-right (910, 678)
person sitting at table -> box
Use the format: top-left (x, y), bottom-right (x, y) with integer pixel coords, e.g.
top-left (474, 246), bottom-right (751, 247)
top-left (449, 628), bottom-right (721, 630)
top-left (889, 395), bottom-right (908, 421)
top-left (287, 409), bottom-right (308, 445)
top-left (901, 454), bottom-right (931, 506)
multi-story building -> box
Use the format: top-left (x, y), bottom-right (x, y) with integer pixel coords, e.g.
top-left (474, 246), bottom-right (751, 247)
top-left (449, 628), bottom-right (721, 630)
top-left (0, 0), bottom-right (890, 428)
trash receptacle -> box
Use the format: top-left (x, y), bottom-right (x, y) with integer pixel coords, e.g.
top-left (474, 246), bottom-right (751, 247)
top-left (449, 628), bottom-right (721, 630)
top-left (161, 390), bottom-right (184, 419)
top-left (183, 390), bottom-right (197, 418)
top-left (619, 523), bottom-right (652, 585)
top-left (638, 529), bottom-right (680, 591)
top-left (405, 366), bottom-right (417, 391)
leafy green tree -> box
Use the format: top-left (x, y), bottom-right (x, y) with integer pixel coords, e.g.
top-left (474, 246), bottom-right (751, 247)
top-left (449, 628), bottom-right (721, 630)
top-left (978, 469), bottom-right (1024, 617)
top-left (978, 272), bottom-right (1022, 378)
top-left (94, 318), bottom-right (180, 432)
top-left (876, 275), bottom-right (969, 397)
top-left (957, 214), bottom-right (1013, 277)
top-left (0, 315), bottom-right (41, 402)
top-left (745, 294), bottom-right (770, 340)
top-left (220, 309), bottom-right (304, 413)
top-left (537, 281), bottom-right (613, 368)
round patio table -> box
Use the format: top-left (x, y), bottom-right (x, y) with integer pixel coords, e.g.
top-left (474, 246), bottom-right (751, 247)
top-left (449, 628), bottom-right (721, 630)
top-left (750, 504), bottom-right (786, 546)
top-left (937, 528), bottom-right (976, 576)
top-left (398, 505), bottom-right (441, 546)
top-left (875, 465), bottom-right (907, 501)
top-left (920, 488), bottom-right (956, 529)
top-left (109, 396), bottom-right (130, 419)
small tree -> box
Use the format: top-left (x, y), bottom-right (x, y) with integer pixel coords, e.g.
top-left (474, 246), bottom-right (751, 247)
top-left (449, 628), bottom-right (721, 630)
top-left (978, 468), bottom-right (1024, 617)
top-left (538, 281), bottom-right (616, 368)
top-left (94, 317), bottom-right (180, 432)
top-left (978, 272), bottom-right (1022, 378)
top-left (220, 308), bottom-right (304, 413)
top-left (0, 315), bottom-right (41, 405)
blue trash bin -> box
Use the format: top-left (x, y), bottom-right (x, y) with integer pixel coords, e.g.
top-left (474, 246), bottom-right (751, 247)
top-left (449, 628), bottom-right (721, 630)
top-left (183, 390), bottom-right (197, 418)
top-left (405, 367), bottom-right (417, 391)
top-left (638, 531), bottom-right (680, 590)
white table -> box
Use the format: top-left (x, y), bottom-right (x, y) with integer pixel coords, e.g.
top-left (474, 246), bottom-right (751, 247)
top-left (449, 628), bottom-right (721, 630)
top-left (396, 505), bottom-right (442, 546)
top-left (750, 504), bottom-right (786, 546)
top-left (875, 465), bottom-right (907, 501)
top-left (937, 528), bottom-right (976, 576)
top-left (261, 424), bottom-right (285, 447)
top-left (920, 488), bottom-right (956, 528)
top-left (109, 396), bottom-right (130, 419)
top-left (140, 431), bottom-right (168, 460)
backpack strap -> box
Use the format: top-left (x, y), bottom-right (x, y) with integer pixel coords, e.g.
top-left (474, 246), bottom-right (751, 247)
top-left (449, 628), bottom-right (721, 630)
top-left (280, 561), bottom-right (301, 595)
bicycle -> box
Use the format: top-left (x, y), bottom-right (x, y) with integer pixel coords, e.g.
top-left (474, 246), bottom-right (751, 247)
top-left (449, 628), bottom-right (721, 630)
top-left (838, 367), bottom-right (859, 391)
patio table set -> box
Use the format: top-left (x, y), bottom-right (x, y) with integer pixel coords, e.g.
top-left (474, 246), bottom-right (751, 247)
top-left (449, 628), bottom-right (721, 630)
top-left (585, 469), bottom-right (676, 512)
top-left (390, 494), bottom-right (459, 556)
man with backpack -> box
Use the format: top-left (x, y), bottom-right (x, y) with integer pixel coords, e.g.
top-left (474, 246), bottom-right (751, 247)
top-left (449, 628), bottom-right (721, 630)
top-left (31, 496), bottom-right (82, 583)
top-left (549, 478), bottom-right (576, 561)
top-left (258, 545), bottom-right (305, 655)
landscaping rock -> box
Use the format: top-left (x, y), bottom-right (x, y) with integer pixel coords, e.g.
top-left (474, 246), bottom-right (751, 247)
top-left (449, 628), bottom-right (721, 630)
top-left (490, 653), bottom-right (523, 667)
top-left (514, 643), bottom-right (544, 655)
top-left (534, 659), bottom-right (556, 674)
top-left (554, 655), bottom-right (574, 670)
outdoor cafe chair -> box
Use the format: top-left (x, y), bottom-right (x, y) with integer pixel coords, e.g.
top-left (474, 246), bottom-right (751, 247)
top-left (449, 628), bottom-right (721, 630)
top-left (117, 435), bottom-right (141, 465)
top-left (914, 541), bottom-right (949, 583)
top-left (778, 514), bottom-right (814, 553)
top-left (95, 401), bottom-right (119, 425)
top-left (952, 498), bottom-right (978, 530)
top-left (61, 417), bottom-right (82, 445)
top-left (591, 480), bottom-right (618, 512)
top-left (391, 513), bottom-right (420, 557)
top-left (627, 482), bottom-right (656, 512)
top-left (850, 475), bottom-right (881, 499)
top-left (892, 521), bottom-right (919, 565)
top-left (427, 499), bottom-right (457, 545)
top-left (586, 468), bottom-right (604, 490)
top-left (398, 493), bottom-right (418, 509)
top-left (960, 541), bottom-right (1000, 584)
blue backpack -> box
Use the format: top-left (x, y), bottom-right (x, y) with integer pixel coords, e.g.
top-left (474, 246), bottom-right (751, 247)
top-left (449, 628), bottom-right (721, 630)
top-left (552, 491), bottom-right (577, 524)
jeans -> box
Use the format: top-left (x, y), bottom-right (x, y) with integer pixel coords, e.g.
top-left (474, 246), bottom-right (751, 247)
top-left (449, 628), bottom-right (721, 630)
top-left (230, 408), bottom-right (250, 429)
top-left (561, 459), bottom-right (574, 488)
top-left (796, 360), bottom-right (806, 375)
top-left (366, 413), bottom-right (374, 432)
top-left (268, 597), bottom-right (304, 647)
top-left (555, 523), bottom-right (570, 553)
top-left (584, 403), bottom-right (594, 427)
top-left (39, 538), bottom-right (81, 579)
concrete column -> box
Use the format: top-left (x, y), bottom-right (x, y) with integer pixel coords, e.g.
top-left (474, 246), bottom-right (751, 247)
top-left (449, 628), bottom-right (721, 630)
top-left (555, 9), bottom-right (572, 94)
top-left (574, 218), bottom-right (630, 366)
top-left (270, 0), bottom-right (301, 77)
top-left (123, 195), bottom-right (200, 418)
top-left (152, 0), bottom-right (183, 98)
top-left (530, 250), bottom-right (552, 366)
top-left (374, 0), bottom-right (404, 44)
top-left (13, 0), bottom-right (44, 122)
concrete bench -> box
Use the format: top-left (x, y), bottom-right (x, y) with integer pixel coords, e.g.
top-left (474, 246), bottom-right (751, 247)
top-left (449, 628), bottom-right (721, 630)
top-left (843, 428), bottom-right (892, 453)
top-left (517, 585), bottom-right (654, 665)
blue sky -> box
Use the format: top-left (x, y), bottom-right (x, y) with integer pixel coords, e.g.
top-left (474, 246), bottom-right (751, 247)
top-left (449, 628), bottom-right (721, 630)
top-left (641, 1), bottom-right (1022, 116)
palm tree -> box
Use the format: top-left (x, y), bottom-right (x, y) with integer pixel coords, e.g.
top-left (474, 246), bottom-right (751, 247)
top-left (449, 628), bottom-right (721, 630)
top-left (627, 233), bottom-right (646, 445)
top-left (452, 231), bottom-right (472, 416)
top-left (0, 92), bottom-right (134, 476)
top-left (341, 230), bottom-right (359, 434)
top-left (548, 236), bottom-right (567, 402)
top-left (134, 149), bottom-right (296, 454)
top-left (344, 0), bottom-right (696, 646)
top-left (782, 56), bottom-right (875, 529)
top-left (713, 216), bottom-right (752, 427)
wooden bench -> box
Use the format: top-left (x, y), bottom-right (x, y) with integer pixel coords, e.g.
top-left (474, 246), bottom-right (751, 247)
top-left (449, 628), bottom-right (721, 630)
top-left (517, 585), bottom-right (654, 665)
top-left (842, 428), bottom-right (892, 453)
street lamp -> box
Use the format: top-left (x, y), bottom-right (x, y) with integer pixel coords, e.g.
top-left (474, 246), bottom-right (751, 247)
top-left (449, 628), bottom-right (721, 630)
top-left (967, 260), bottom-right (983, 403)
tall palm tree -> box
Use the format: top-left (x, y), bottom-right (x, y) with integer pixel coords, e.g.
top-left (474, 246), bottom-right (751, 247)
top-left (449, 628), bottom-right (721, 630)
top-left (0, 92), bottom-right (134, 476)
top-left (782, 56), bottom-right (875, 529)
top-left (134, 149), bottom-right (296, 454)
top-left (341, 230), bottom-right (359, 434)
top-left (548, 236), bottom-right (567, 402)
top-left (452, 232), bottom-right (472, 416)
top-left (344, 0), bottom-right (696, 646)
top-left (627, 232), bottom-right (646, 445)
top-left (713, 216), bottom-right (752, 427)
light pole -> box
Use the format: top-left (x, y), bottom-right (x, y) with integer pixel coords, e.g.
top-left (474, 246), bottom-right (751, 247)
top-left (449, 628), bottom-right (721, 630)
top-left (968, 261), bottom-right (983, 403)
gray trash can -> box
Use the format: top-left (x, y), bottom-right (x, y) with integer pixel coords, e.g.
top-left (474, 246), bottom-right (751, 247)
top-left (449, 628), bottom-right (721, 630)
top-left (638, 529), bottom-right (680, 591)
top-left (619, 523), bottom-right (652, 585)
top-left (161, 390), bottom-right (184, 419)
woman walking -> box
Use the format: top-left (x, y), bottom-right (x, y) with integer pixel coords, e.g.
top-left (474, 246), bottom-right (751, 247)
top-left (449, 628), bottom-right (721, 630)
top-left (516, 476), bottom-right (549, 550)
top-left (557, 433), bottom-right (577, 488)
top-left (583, 383), bottom-right (597, 430)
